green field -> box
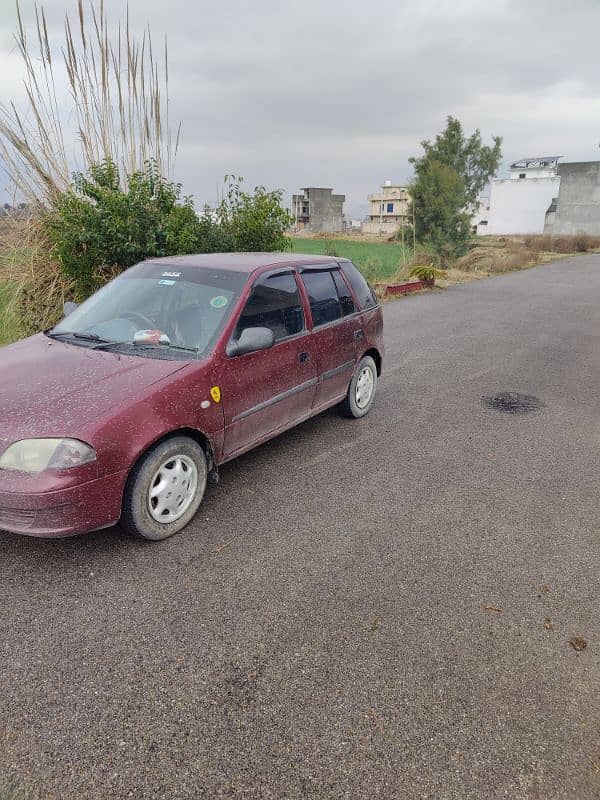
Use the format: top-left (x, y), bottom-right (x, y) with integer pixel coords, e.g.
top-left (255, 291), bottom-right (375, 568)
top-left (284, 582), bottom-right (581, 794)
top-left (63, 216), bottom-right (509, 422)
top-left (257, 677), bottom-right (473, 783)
top-left (290, 237), bottom-right (409, 282)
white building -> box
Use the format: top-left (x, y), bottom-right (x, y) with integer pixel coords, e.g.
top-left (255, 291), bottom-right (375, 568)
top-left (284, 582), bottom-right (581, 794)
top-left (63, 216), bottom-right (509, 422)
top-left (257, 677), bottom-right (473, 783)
top-left (484, 157), bottom-right (562, 235)
top-left (471, 196), bottom-right (490, 234)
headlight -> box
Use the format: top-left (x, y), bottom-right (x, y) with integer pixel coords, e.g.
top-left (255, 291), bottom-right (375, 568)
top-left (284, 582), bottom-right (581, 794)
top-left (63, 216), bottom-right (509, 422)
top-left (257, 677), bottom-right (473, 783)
top-left (0, 438), bottom-right (96, 473)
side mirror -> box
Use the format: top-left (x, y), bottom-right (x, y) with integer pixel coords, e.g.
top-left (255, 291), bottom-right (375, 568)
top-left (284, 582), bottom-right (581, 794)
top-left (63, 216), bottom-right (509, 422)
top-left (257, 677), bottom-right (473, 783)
top-left (63, 301), bottom-right (79, 317)
top-left (226, 326), bottom-right (274, 357)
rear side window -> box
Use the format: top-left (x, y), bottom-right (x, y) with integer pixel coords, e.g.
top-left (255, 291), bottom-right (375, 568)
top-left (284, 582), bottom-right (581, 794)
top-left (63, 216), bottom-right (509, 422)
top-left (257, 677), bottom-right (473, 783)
top-left (235, 272), bottom-right (304, 341)
top-left (301, 271), bottom-right (342, 326)
top-left (331, 270), bottom-right (356, 316)
top-left (339, 261), bottom-right (377, 310)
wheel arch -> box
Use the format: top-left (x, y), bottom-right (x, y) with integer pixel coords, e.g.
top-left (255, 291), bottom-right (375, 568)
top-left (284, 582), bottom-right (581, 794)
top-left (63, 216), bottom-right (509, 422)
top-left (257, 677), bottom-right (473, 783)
top-left (122, 426), bottom-right (216, 499)
top-left (138, 427), bottom-right (216, 470)
top-left (362, 347), bottom-right (382, 376)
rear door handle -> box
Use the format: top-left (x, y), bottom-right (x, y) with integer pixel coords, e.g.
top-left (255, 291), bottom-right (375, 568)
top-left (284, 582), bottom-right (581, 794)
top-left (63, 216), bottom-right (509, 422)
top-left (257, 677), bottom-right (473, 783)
top-left (298, 351), bottom-right (310, 363)
top-left (353, 329), bottom-right (364, 340)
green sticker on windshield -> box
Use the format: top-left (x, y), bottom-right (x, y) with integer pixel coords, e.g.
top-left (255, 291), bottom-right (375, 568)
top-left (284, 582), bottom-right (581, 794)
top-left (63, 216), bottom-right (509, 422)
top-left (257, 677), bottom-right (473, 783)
top-left (210, 295), bottom-right (228, 309)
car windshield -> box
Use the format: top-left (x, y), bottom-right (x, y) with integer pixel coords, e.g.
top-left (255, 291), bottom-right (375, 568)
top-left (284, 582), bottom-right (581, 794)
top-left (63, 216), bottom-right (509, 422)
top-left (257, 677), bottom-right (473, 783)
top-left (49, 261), bottom-right (247, 359)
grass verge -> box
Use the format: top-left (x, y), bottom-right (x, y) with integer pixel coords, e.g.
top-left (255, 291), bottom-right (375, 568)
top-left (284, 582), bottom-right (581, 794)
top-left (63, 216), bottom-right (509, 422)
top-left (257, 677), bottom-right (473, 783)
top-left (369, 234), bottom-right (600, 298)
top-left (0, 279), bottom-right (19, 346)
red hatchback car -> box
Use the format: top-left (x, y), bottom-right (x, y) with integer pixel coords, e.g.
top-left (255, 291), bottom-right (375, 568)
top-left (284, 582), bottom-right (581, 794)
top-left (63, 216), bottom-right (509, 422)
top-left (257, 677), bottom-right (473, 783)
top-left (0, 253), bottom-right (384, 540)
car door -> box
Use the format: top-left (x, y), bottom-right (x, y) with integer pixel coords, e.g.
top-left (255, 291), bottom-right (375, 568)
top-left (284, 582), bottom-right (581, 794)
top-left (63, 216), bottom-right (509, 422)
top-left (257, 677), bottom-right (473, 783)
top-left (220, 270), bottom-right (318, 459)
top-left (299, 267), bottom-right (362, 410)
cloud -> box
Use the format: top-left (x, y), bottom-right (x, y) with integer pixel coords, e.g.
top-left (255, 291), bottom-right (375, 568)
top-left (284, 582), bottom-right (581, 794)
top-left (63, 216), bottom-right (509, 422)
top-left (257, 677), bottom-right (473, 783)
top-left (2, 0), bottom-right (600, 215)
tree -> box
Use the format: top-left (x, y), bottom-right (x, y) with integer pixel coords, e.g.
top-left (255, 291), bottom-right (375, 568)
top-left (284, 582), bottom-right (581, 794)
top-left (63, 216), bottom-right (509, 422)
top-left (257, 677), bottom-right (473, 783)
top-left (411, 117), bottom-right (502, 207)
top-left (409, 117), bottom-right (502, 262)
top-left (410, 160), bottom-right (472, 265)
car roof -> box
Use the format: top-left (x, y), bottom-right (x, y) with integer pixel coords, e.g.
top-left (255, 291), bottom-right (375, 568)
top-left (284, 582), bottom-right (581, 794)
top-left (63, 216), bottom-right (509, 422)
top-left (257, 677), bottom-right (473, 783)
top-left (146, 252), bottom-right (343, 273)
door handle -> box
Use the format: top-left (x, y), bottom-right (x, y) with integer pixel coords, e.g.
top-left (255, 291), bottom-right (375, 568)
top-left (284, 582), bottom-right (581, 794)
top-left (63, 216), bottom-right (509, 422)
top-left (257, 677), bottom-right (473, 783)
top-left (353, 329), bottom-right (364, 340)
top-left (298, 351), bottom-right (310, 364)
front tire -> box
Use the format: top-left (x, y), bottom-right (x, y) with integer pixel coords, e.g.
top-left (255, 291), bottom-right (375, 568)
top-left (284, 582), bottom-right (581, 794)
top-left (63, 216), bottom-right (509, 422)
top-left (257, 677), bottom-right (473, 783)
top-left (121, 436), bottom-right (207, 541)
top-left (340, 355), bottom-right (378, 418)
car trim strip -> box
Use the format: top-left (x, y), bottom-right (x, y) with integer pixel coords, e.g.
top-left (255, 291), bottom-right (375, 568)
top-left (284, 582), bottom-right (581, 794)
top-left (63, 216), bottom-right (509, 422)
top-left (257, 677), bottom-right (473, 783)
top-left (322, 360), bottom-right (355, 381)
top-left (310, 310), bottom-right (363, 330)
top-left (232, 377), bottom-right (319, 422)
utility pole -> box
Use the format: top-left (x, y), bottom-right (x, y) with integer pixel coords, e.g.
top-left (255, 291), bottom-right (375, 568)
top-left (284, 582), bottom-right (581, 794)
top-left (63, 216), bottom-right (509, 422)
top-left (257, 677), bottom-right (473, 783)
top-left (400, 217), bottom-right (406, 264)
top-left (412, 198), bottom-right (416, 258)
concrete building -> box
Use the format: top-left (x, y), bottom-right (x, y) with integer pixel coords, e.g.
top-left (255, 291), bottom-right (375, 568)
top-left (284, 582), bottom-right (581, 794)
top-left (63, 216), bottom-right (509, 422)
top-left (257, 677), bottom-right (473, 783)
top-left (472, 197), bottom-right (490, 235)
top-left (485, 157), bottom-right (562, 235)
top-left (508, 156), bottom-right (560, 180)
top-left (544, 161), bottom-right (600, 235)
top-left (362, 181), bottom-right (410, 236)
top-left (291, 188), bottom-right (345, 233)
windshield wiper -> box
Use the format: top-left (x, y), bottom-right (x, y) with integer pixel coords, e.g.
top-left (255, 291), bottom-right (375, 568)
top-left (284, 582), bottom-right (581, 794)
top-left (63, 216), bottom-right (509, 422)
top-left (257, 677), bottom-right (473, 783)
top-left (46, 328), bottom-right (197, 355)
top-left (46, 330), bottom-right (112, 344)
top-left (152, 343), bottom-right (199, 354)
top-left (90, 339), bottom-right (198, 354)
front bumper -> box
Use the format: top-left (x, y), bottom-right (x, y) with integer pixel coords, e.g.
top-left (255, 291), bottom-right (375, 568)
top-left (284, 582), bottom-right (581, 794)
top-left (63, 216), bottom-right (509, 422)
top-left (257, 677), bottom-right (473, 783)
top-left (0, 469), bottom-right (128, 538)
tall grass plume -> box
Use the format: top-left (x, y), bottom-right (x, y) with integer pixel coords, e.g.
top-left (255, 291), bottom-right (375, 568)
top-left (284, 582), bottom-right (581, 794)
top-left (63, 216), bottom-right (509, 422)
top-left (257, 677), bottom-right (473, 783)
top-left (0, 0), bottom-right (178, 207)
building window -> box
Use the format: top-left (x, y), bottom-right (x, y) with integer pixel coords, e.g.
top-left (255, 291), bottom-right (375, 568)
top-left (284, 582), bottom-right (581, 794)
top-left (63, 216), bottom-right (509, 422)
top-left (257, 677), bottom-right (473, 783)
top-left (386, 203), bottom-right (394, 213)
top-left (519, 173), bottom-right (526, 179)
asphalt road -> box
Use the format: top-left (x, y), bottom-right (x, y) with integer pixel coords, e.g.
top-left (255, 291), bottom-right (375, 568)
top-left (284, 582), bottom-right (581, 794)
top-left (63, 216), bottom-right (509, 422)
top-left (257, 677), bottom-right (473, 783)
top-left (2, 255), bottom-right (600, 800)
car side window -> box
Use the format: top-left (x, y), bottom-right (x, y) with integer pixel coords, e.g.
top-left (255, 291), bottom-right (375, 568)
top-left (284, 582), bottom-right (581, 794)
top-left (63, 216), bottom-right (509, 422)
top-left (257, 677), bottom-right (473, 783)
top-left (331, 269), bottom-right (356, 317)
top-left (301, 270), bottom-right (342, 327)
top-left (235, 272), bottom-right (304, 342)
top-left (339, 261), bottom-right (377, 310)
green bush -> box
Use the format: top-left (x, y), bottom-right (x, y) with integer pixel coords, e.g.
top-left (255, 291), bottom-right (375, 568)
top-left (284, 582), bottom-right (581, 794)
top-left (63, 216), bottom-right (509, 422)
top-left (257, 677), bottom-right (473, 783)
top-left (408, 264), bottom-right (443, 282)
top-left (44, 161), bottom-right (204, 298)
top-left (216, 176), bottom-right (293, 253)
top-left (44, 164), bottom-right (293, 300)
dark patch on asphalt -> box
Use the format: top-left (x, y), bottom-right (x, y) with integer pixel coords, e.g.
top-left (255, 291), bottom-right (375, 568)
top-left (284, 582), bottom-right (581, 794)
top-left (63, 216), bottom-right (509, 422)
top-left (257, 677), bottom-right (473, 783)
top-left (569, 637), bottom-right (588, 652)
top-left (482, 391), bottom-right (545, 414)
top-left (224, 661), bottom-right (264, 707)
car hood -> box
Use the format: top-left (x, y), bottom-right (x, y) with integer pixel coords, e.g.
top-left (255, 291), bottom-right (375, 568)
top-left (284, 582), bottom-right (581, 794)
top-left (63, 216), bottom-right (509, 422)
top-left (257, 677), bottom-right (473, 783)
top-left (0, 334), bottom-right (189, 443)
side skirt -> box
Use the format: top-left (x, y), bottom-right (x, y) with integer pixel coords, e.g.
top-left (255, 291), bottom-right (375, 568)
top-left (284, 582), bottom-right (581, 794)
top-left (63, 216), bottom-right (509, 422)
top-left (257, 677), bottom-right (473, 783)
top-left (219, 393), bottom-right (347, 465)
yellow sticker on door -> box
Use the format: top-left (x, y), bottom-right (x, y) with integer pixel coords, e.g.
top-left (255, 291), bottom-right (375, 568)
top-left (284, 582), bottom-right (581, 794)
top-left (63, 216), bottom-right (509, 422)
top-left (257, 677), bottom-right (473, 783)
top-left (210, 386), bottom-right (221, 403)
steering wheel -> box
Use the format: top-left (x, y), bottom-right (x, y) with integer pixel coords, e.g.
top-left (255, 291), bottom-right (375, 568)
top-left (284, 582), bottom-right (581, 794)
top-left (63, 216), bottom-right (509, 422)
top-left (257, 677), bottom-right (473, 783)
top-left (120, 310), bottom-right (156, 330)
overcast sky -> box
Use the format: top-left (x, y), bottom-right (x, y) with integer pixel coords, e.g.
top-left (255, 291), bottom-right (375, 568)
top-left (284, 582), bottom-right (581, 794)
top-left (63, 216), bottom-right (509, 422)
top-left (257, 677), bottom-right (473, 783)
top-left (1, 0), bottom-right (600, 216)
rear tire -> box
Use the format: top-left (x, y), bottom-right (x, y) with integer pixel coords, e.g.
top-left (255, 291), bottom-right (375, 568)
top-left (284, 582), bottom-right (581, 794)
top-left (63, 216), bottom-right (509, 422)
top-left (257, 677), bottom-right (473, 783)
top-left (340, 355), bottom-right (378, 418)
top-left (121, 436), bottom-right (207, 541)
